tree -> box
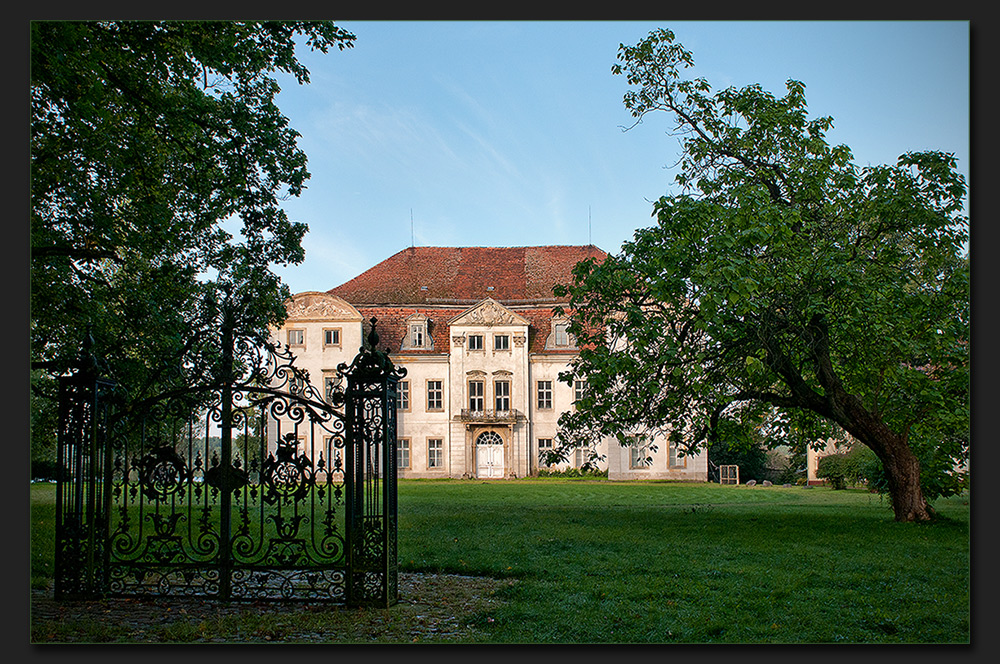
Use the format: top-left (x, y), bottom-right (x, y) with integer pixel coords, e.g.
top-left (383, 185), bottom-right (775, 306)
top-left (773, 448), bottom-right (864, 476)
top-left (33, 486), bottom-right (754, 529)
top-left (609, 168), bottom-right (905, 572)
top-left (554, 29), bottom-right (969, 522)
top-left (30, 21), bottom-right (355, 403)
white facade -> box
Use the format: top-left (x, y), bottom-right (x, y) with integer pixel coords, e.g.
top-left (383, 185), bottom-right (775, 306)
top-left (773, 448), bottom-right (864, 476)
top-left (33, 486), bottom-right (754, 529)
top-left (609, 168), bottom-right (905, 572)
top-left (274, 290), bottom-right (708, 482)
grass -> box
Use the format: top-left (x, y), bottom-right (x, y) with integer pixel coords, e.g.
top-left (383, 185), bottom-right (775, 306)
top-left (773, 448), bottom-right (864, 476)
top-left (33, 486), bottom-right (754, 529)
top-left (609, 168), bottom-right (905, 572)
top-left (30, 479), bottom-right (970, 643)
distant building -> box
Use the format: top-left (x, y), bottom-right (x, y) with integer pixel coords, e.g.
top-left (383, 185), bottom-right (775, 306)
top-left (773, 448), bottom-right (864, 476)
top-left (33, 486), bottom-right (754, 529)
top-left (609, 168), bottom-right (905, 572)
top-left (273, 246), bottom-right (708, 481)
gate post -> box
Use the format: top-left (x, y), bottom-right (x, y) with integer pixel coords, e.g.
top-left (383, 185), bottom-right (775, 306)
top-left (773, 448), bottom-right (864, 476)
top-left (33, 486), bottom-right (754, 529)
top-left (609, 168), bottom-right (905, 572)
top-left (339, 319), bottom-right (406, 607)
top-left (53, 333), bottom-right (116, 600)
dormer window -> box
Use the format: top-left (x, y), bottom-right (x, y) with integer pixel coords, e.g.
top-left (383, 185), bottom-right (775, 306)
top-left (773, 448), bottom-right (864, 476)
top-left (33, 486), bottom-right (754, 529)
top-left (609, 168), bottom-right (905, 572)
top-left (410, 324), bottom-right (425, 348)
top-left (554, 323), bottom-right (570, 346)
top-left (403, 313), bottom-right (432, 351)
top-left (545, 318), bottom-right (573, 349)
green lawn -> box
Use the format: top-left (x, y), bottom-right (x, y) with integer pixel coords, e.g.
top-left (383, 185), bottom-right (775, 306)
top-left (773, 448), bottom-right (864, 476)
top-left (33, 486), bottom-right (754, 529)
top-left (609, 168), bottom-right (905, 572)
top-left (30, 479), bottom-right (970, 643)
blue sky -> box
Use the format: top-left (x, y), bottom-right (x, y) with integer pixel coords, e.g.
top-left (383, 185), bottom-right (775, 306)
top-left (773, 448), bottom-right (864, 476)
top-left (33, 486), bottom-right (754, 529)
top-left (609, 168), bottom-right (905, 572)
top-left (270, 20), bottom-right (970, 295)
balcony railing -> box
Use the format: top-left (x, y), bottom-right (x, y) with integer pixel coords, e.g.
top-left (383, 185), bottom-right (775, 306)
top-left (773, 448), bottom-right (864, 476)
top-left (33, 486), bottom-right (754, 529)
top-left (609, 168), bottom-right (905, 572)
top-left (459, 408), bottom-right (519, 423)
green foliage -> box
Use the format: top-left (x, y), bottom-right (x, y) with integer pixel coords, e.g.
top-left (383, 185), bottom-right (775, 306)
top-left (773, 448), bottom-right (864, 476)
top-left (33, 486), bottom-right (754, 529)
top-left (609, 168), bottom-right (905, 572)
top-left (708, 438), bottom-right (769, 482)
top-left (29, 369), bottom-right (59, 471)
top-left (556, 28), bottom-right (969, 521)
top-left (30, 21), bottom-right (355, 402)
top-left (537, 467), bottom-right (608, 479)
top-left (31, 480), bottom-right (970, 643)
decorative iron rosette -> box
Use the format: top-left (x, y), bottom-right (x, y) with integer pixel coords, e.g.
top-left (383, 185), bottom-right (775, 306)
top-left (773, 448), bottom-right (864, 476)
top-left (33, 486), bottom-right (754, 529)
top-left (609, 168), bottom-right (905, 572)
top-left (136, 445), bottom-right (192, 502)
top-left (262, 433), bottom-right (315, 504)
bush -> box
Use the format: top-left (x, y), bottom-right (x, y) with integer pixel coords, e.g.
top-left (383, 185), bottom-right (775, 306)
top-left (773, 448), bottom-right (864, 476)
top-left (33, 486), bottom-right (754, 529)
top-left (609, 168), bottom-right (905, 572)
top-left (537, 467), bottom-right (608, 479)
top-left (817, 446), bottom-right (879, 490)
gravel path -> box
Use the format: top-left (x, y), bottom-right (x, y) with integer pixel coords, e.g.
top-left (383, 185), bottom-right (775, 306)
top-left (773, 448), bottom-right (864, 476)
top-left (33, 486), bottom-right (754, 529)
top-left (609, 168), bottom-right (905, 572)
top-left (31, 572), bottom-right (515, 644)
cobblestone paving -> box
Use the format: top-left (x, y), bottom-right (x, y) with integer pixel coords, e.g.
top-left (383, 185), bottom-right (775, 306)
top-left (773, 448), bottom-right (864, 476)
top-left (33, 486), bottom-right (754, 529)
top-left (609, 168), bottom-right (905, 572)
top-left (31, 572), bottom-right (514, 644)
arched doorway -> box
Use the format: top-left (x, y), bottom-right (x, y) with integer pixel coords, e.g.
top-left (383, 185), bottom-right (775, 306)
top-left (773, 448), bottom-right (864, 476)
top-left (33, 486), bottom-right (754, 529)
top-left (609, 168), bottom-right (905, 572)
top-left (475, 430), bottom-right (504, 478)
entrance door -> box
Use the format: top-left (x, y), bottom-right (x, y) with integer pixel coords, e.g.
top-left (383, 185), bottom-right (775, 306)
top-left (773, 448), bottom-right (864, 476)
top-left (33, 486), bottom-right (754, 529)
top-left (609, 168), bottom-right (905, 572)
top-left (476, 431), bottom-right (504, 478)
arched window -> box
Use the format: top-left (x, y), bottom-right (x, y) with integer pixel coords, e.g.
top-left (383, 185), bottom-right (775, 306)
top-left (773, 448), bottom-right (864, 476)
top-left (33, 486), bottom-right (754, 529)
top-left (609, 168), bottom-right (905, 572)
top-left (476, 431), bottom-right (503, 446)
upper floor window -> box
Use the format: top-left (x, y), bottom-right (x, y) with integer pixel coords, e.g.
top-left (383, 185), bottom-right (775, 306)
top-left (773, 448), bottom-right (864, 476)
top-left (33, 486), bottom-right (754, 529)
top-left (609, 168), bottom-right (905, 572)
top-left (494, 380), bottom-right (510, 411)
top-left (287, 329), bottom-right (305, 347)
top-left (410, 324), bottom-right (425, 348)
top-left (427, 380), bottom-right (444, 411)
top-left (494, 334), bottom-right (510, 351)
top-left (468, 380), bottom-right (485, 411)
top-left (468, 334), bottom-right (484, 351)
top-left (537, 380), bottom-right (553, 410)
top-left (323, 328), bottom-right (341, 348)
top-left (324, 376), bottom-right (338, 404)
top-left (554, 323), bottom-right (570, 347)
top-left (574, 380), bottom-right (586, 404)
top-left (403, 314), bottom-right (432, 351)
top-left (398, 380), bottom-right (410, 410)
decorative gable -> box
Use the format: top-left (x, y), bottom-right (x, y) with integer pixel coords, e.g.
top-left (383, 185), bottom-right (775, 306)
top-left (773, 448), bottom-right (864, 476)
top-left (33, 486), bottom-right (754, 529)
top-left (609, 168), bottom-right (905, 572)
top-left (285, 292), bottom-right (364, 321)
top-left (448, 298), bottom-right (529, 328)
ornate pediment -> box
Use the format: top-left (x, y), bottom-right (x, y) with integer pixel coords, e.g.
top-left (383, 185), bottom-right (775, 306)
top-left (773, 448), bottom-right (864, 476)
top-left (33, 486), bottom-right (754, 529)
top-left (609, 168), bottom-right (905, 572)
top-left (449, 298), bottom-right (529, 328)
top-left (285, 292), bottom-right (364, 321)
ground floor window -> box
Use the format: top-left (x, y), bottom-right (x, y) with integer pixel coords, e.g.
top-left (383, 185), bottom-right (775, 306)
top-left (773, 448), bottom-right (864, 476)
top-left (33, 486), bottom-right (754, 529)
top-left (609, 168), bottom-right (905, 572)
top-left (397, 438), bottom-right (410, 469)
top-left (538, 438), bottom-right (553, 466)
top-left (629, 437), bottom-right (650, 469)
top-left (428, 438), bottom-right (443, 468)
top-left (669, 443), bottom-right (686, 468)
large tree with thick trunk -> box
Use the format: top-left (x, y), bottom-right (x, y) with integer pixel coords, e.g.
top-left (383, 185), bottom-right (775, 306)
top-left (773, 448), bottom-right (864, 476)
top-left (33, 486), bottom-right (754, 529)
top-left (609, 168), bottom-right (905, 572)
top-left (554, 29), bottom-right (968, 522)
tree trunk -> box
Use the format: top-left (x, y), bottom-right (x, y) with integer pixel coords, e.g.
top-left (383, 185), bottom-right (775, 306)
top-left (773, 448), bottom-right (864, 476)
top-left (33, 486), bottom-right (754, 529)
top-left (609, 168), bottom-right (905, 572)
top-left (799, 315), bottom-right (935, 522)
top-left (841, 412), bottom-right (935, 522)
top-left (875, 436), bottom-right (935, 522)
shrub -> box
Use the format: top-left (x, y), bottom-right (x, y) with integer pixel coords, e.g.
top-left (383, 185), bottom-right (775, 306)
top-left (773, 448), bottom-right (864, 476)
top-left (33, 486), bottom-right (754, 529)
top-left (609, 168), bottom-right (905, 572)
top-left (537, 467), bottom-right (608, 479)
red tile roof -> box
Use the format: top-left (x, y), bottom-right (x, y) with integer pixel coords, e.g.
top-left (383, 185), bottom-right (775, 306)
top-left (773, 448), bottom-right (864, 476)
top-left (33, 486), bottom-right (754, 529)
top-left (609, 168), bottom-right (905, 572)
top-left (332, 246), bottom-right (607, 356)
top-left (328, 245), bottom-right (607, 305)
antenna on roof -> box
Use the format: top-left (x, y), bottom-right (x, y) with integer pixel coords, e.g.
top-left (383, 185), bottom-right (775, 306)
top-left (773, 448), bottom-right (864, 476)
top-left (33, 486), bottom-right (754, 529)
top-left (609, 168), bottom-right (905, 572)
top-left (410, 209), bottom-right (414, 248)
top-left (588, 206), bottom-right (592, 246)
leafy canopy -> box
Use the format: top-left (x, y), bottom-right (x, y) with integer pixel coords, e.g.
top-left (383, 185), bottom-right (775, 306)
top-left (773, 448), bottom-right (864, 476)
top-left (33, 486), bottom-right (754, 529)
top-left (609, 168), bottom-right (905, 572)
top-left (30, 21), bottom-right (355, 401)
top-left (556, 29), bottom-right (968, 499)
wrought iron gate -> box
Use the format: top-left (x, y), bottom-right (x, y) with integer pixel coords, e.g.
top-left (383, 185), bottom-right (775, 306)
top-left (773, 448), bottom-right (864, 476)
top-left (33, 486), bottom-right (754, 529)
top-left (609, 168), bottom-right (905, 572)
top-left (53, 309), bottom-right (404, 607)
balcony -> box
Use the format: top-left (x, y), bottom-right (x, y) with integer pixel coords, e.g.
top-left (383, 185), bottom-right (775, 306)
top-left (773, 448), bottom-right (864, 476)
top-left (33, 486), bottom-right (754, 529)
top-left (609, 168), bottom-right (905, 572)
top-left (459, 409), bottom-right (519, 424)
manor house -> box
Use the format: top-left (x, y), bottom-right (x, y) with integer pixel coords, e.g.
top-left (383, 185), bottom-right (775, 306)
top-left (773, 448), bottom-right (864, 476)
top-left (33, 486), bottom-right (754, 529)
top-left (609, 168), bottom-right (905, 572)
top-left (273, 245), bottom-right (708, 481)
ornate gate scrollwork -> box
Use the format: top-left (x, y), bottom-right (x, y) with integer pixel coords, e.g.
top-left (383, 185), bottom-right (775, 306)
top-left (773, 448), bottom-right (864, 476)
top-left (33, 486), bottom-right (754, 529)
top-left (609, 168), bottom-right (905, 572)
top-left (53, 302), bottom-right (402, 608)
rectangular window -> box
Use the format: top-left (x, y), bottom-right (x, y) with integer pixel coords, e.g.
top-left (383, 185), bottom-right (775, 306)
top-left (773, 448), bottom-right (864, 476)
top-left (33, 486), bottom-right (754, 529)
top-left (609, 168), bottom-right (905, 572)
top-left (398, 380), bottom-right (409, 410)
top-left (427, 438), bottom-right (443, 469)
top-left (554, 323), bottom-right (570, 346)
top-left (669, 443), bottom-right (687, 469)
top-left (324, 376), bottom-right (337, 403)
top-left (537, 380), bottom-right (553, 410)
top-left (574, 446), bottom-right (587, 468)
top-left (574, 380), bottom-right (585, 404)
top-left (397, 438), bottom-right (410, 470)
top-left (323, 328), bottom-right (341, 347)
top-left (538, 438), bottom-right (553, 467)
top-left (427, 380), bottom-right (443, 411)
top-left (410, 325), bottom-right (425, 348)
top-left (630, 437), bottom-right (650, 469)
top-left (468, 380), bottom-right (484, 411)
top-left (468, 334), bottom-right (484, 350)
top-left (287, 329), bottom-right (305, 347)
top-left (494, 380), bottom-right (510, 411)
top-left (494, 334), bottom-right (510, 351)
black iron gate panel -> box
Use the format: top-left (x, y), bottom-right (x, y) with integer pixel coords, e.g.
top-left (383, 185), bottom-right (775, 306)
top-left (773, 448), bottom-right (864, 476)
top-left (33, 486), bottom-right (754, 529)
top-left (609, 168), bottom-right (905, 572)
top-left (54, 309), bottom-right (403, 607)
top-left (339, 323), bottom-right (403, 607)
